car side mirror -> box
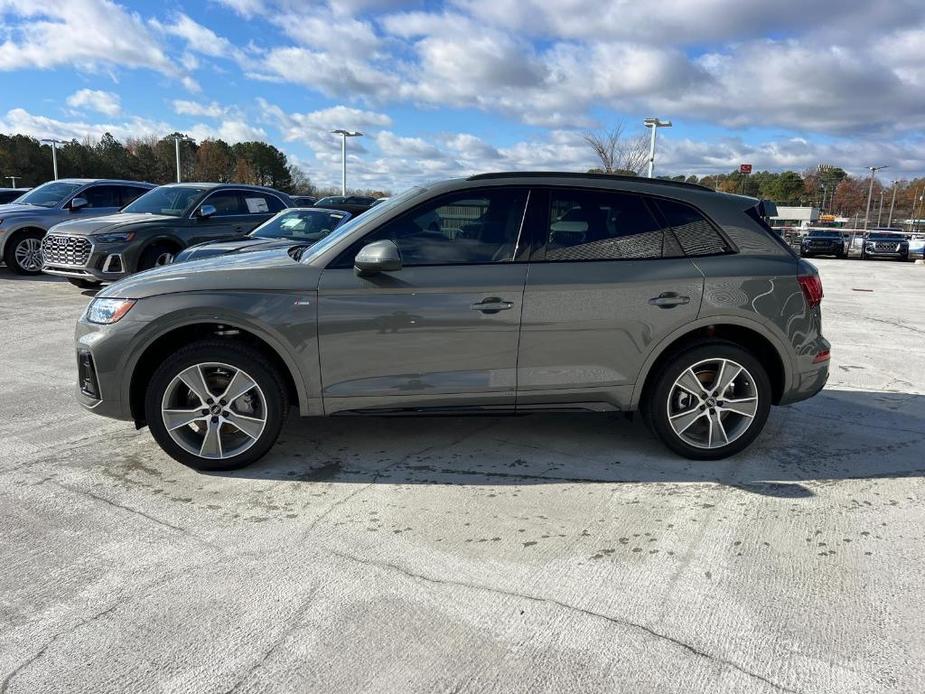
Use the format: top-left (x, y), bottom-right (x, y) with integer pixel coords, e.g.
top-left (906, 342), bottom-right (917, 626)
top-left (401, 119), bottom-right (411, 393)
top-left (354, 240), bottom-right (402, 276)
top-left (69, 197), bottom-right (88, 211)
top-left (197, 204), bottom-right (217, 219)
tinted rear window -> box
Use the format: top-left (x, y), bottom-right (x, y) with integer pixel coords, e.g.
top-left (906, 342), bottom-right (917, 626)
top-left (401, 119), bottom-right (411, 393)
top-left (656, 199), bottom-right (730, 256)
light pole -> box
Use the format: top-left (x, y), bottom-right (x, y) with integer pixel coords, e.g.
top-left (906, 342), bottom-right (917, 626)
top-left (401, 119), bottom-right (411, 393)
top-left (41, 138), bottom-right (64, 180)
top-left (863, 165), bottom-right (888, 230)
top-left (887, 182), bottom-right (897, 228)
top-left (643, 117), bottom-right (671, 178)
top-left (331, 129), bottom-right (363, 195)
top-left (820, 184), bottom-right (828, 213)
top-left (877, 190), bottom-right (884, 228)
top-left (5, 175), bottom-right (20, 187)
top-left (172, 135), bottom-right (195, 183)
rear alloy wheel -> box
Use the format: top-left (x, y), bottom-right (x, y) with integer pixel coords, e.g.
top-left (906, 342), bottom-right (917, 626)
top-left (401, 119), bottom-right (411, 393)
top-left (145, 341), bottom-right (287, 470)
top-left (648, 343), bottom-right (771, 460)
top-left (5, 231), bottom-right (44, 275)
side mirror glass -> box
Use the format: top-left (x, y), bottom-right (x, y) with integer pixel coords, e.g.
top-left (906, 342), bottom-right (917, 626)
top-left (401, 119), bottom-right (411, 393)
top-left (197, 204), bottom-right (217, 219)
top-left (69, 196), bottom-right (88, 211)
top-left (354, 240), bottom-right (402, 276)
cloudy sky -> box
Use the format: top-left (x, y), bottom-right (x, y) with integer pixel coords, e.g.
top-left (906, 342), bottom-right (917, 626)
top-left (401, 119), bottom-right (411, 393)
top-left (1, 0), bottom-right (924, 189)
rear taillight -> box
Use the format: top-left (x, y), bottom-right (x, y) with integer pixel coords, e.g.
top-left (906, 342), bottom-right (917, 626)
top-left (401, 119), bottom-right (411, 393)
top-left (798, 273), bottom-right (823, 308)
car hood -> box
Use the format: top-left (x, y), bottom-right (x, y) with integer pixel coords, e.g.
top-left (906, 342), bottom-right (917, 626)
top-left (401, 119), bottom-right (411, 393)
top-left (50, 213), bottom-right (175, 235)
top-left (189, 237), bottom-right (296, 255)
top-left (98, 246), bottom-right (320, 299)
top-left (0, 203), bottom-right (55, 217)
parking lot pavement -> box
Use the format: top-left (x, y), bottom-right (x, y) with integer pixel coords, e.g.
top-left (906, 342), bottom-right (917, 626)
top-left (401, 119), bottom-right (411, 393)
top-left (1, 260), bottom-right (923, 694)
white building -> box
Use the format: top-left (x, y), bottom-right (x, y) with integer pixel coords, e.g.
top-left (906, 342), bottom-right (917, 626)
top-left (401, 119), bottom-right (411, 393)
top-left (769, 206), bottom-right (820, 229)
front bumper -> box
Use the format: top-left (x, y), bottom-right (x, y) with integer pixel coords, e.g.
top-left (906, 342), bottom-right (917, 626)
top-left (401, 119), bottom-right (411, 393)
top-left (75, 314), bottom-right (149, 421)
top-left (43, 235), bottom-right (134, 283)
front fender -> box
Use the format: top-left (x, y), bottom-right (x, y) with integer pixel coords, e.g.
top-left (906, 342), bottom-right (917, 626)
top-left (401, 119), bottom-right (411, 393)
top-left (119, 291), bottom-right (320, 416)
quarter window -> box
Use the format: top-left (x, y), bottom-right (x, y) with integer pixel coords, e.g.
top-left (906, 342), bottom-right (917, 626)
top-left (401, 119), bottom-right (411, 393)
top-left (544, 190), bottom-right (665, 261)
top-left (655, 199), bottom-right (730, 256)
top-left (341, 189), bottom-right (528, 266)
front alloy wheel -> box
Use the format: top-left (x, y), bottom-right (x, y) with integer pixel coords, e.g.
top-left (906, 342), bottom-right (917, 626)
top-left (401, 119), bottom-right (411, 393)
top-left (5, 231), bottom-right (44, 274)
top-left (145, 341), bottom-right (287, 470)
top-left (648, 342), bottom-right (771, 460)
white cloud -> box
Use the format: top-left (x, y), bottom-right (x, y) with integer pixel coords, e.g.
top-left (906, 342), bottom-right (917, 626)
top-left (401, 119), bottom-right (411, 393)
top-left (188, 119), bottom-right (266, 144)
top-left (172, 100), bottom-right (227, 118)
top-left (0, 107), bottom-right (170, 143)
top-left (66, 89), bottom-right (122, 116)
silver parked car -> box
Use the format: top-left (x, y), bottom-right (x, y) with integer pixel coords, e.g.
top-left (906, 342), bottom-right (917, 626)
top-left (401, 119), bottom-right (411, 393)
top-left (0, 179), bottom-right (154, 274)
top-left (75, 173), bottom-right (830, 470)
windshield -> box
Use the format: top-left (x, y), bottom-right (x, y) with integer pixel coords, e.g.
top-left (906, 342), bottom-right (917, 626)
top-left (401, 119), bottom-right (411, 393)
top-left (316, 196), bottom-right (346, 206)
top-left (252, 209), bottom-right (349, 242)
top-left (808, 231), bottom-right (841, 238)
top-left (301, 186), bottom-right (426, 262)
top-left (123, 186), bottom-right (207, 216)
top-left (16, 181), bottom-right (82, 208)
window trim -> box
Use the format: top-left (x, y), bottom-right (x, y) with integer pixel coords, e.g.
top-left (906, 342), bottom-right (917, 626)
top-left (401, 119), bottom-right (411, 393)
top-left (327, 186), bottom-right (532, 269)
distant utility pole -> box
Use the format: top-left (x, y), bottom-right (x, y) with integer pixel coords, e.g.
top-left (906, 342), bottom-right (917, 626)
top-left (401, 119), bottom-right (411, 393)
top-left (173, 135), bottom-right (194, 183)
top-left (877, 190), bottom-right (884, 228)
top-left (331, 129), bottom-right (363, 195)
top-left (887, 182), bottom-right (897, 228)
top-left (5, 175), bottom-right (19, 187)
top-left (863, 165), bottom-right (888, 230)
top-left (40, 138), bottom-right (64, 180)
top-left (643, 117), bottom-right (671, 178)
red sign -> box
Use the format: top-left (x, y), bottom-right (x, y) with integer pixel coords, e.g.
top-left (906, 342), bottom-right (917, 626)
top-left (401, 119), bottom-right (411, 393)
top-left (739, 164), bottom-right (753, 174)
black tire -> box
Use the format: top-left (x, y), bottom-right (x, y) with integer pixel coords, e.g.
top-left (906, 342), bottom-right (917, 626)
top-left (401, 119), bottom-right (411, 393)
top-left (68, 278), bottom-right (102, 289)
top-left (137, 243), bottom-right (177, 271)
top-left (4, 229), bottom-right (44, 275)
top-left (144, 340), bottom-right (288, 471)
top-left (645, 341), bottom-right (771, 460)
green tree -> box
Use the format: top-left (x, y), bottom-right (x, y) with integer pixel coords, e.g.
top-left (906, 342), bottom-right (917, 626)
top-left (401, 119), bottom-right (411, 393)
top-left (231, 141), bottom-right (292, 191)
top-left (194, 139), bottom-right (235, 183)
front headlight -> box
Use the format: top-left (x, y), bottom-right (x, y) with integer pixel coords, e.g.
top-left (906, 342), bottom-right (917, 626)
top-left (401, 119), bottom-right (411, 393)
top-left (95, 231), bottom-right (135, 243)
top-left (86, 298), bottom-right (136, 324)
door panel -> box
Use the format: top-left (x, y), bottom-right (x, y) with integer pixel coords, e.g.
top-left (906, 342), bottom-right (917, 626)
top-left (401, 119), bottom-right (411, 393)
top-left (317, 264), bottom-right (527, 412)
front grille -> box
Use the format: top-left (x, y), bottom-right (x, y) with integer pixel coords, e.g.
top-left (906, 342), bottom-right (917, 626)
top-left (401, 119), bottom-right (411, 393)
top-left (42, 234), bottom-right (92, 266)
top-left (873, 241), bottom-right (900, 252)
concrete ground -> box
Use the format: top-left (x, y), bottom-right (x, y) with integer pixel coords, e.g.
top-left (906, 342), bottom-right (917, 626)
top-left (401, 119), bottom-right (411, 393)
top-left (1, 259), bottom-right (923, 694)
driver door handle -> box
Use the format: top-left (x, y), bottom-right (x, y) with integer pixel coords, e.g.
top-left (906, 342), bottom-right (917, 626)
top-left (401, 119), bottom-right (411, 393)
top-left (471, 297), bottom-right (514, 314)
top-left (648, 292), bottom-right (691, 308)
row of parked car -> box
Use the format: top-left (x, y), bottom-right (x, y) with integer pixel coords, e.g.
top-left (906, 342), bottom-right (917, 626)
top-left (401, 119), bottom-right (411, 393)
top-left (0, 178), bottom-right (384, 286)
top-left (796, 228), bottom-right (924, 261)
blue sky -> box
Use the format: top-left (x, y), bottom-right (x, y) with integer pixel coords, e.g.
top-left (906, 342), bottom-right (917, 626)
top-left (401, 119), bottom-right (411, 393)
top-left (1, 0), bottom-right (924, 190)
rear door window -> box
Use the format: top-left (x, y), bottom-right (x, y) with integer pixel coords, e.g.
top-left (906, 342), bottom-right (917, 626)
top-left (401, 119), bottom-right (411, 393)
top-left (204, 191), bottom-right (246, 216)
top-left (81, 185), bottom-right (121, 208)
top-left (655, 199), bottom-right (730, 256)
top-left (543, 190), bottom-right (665, 261)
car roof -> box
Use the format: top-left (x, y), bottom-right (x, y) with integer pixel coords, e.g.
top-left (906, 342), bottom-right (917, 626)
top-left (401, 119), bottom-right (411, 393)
top-left (466, 171), bottom-right (714, 192)
top-left (159, 182), bottom-right (289, 194)
top-left (50, 178), bottom-right (156, 186)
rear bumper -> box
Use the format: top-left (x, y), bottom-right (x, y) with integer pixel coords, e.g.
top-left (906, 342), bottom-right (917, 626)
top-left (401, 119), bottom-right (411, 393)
top-left (779, 360), bottom-right (829, 405)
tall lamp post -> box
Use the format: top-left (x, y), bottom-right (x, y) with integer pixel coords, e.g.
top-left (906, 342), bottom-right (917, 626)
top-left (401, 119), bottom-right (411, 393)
top-left (173, 135), bottom-right (195, 183)
top-left (5, 175), bottom-right (20, 187)
top-left (643, 118), bottom-right (671, 178)
top-left (877, 190), bottom-right (885, 228)
top-left (863, 165), bottom-right (888, 230)
top-left (41, 138), bottom-right (65, 180)
top-left (331, 129), bottom-right (363, 195)
top-left (887, 181), bottom-right (897, 228)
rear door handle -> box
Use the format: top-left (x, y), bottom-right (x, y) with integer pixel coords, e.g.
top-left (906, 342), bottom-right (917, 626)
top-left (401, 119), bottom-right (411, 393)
top-left (648, 293), bottom-right (690, 308)
top-left (471, 297), bottom-right (514, 314)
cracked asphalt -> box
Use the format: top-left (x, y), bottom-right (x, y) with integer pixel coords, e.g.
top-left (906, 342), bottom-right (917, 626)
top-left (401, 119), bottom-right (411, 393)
top-left (1, 259), bottom-right (924, 693)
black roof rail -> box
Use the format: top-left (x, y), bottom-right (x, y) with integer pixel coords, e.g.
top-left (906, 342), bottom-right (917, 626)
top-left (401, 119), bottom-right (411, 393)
top-left (465, 171), bottom-right (713, 192)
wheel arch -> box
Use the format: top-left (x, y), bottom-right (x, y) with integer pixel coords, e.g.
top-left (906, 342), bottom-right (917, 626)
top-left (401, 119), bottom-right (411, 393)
top-left (633, 317), bottom-right (791, 411)
top-left (127, 320), bottom-right (308, 426)
top-left (2, 225), bottom-right (47, 254)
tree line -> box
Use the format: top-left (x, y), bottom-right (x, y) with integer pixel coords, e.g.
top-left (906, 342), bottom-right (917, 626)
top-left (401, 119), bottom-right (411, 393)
top-left (0, 132), bottom-right (317, 195)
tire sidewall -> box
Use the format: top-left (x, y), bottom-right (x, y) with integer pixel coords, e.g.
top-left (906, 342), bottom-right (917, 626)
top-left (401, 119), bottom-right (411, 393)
top-left (647, 342), bottom-right (772, 460)
top-left (138, 243), bottom-right (175, 272)
top-left (145, 342), bottom-right (287, 471)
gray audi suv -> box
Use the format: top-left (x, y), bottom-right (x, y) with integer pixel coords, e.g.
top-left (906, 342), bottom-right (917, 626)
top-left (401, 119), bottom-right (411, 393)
top-left (0, 179), bottom-right (154, 274)
top-left (74, 173), bottom-right (829, 470)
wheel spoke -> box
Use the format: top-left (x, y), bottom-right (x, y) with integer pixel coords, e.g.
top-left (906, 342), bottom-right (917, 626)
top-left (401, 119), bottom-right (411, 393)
top-left (706, 415), bottom-right (714, 447)
top-left (163, 407), bottom-right (204, 431)
top-left (676, 369), bottom-right (706, 398)
top-left (714, 413), bottom-right (729, 444)
top-left (670, 407), bottom-right (705, 435)
top-left (178, 365), bottom-right (212, 405)
top-left (223, 411), bottom-right (264, 440)
top-left (220, 369), bottom-right (257, 404)
top-left (199, 420), bottom-right (223, 458)
top-left (722, 396), bottom-right (758, 418)
top-left (716, 362), bottom-right (743, 396)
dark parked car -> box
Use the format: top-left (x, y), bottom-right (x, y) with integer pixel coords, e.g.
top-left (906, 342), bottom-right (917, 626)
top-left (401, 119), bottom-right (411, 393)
top-left (75, 172), bottom-right (829, 470)
top-left (43, 183), bottom-right (292, 288)
top-left (290, 195), bottom-right (317, 206)
top-left (314, 195), bottom-right (376, 216)
top-left (0, 179), bottom-right (153, 274)
top-left (0, 188), bottom-right (28, 204)
top-left (799, 230), bottom-right (845, 258)
top-left (861, 231), bottom-right (909, 261)
top-left (174, 207), bottom-right (352, 263)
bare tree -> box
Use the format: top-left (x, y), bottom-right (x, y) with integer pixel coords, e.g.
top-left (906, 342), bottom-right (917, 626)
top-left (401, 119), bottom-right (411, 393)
top-left (584, 124), bottom-right (649, 176)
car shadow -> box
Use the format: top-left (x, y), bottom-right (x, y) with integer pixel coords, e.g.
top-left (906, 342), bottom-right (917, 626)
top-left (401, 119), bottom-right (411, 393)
top-left (214, 389), bottom-right (925, 498)
top-left (0, 270), bottom-right (66, 283)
